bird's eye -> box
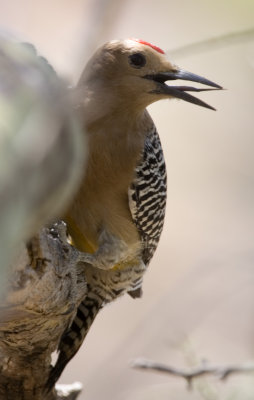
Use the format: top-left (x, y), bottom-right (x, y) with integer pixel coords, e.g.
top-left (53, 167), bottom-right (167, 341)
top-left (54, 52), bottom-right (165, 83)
top-left (129, 53), bottom-right (146, 68)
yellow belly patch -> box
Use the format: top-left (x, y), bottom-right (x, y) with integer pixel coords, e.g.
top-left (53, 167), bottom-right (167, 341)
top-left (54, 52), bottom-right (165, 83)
top-left (65, 218), bottom-right (96, 254)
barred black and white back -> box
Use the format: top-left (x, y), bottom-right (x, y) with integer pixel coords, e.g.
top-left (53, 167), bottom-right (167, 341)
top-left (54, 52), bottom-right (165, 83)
top-left (129, 125), bottom-right (167, 265)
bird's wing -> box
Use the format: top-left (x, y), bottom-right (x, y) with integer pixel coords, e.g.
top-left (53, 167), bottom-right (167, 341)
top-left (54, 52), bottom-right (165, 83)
top-left (128, 126), bottom-right (167, 266)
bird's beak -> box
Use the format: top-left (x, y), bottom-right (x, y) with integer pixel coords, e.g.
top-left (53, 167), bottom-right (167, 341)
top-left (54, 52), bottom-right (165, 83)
top-left (144, 69), bottom-right (223, 110)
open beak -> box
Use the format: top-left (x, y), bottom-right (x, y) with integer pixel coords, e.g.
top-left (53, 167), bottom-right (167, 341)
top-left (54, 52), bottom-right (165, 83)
top-left (145, 69), bottom-right (223, 110)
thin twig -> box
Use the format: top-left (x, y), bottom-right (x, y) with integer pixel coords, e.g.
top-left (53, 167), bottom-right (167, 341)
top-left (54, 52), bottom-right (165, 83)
top-left (168, 27), bottom-right (254, 58)
top-left (132, 358), bottom-right (254, 388)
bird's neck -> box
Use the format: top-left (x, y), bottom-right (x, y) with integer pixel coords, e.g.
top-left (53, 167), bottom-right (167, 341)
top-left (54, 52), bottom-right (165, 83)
top-left (76, 84), bottom-right (154, 183)
top-left (75, 79), bottom-right (151, 128)
top-left (86, 109), bottom-right (152, 167)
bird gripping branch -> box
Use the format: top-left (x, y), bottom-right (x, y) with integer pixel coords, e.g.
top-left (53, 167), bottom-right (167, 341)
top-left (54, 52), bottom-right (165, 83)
top-left (47, 38), bottom-right (222, 390)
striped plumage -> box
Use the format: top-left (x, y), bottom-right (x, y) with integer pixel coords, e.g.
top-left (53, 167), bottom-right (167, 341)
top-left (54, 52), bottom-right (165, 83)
top-left (129, 126), bottom-right (167, 266)
top-left (47, 38), bottom-right (221, 391)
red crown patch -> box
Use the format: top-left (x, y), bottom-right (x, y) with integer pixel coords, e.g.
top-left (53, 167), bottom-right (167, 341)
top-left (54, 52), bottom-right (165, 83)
top-left (130, 38), bottom-right (165, 54)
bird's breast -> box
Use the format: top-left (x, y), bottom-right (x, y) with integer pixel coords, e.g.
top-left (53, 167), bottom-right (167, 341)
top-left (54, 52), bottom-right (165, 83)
top-left (64, 112), bottom-right (153, 256)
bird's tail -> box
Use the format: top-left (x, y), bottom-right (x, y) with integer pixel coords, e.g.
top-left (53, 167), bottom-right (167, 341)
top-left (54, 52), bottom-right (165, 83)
top-left (46, 290), bottom-right (103, 392)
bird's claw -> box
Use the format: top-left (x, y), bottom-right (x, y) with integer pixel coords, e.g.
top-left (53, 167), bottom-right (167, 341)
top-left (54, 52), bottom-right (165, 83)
top-left (77, 251), bottom-right (117, 270)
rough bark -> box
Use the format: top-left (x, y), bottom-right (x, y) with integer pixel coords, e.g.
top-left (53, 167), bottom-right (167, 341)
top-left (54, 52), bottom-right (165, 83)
top-left (0, 222), bottom-right (87, 400)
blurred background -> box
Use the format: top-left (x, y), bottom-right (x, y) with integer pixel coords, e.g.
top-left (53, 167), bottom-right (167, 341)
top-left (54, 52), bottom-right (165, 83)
top-left (1, 1), bottom-right (254, 399)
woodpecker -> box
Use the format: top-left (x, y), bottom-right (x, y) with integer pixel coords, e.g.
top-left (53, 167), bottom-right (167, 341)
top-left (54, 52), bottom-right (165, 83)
top-left (47, 38), bottom-right (222, 389)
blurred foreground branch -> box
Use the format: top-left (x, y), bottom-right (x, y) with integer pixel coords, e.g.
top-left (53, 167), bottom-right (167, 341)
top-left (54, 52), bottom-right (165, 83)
top-left (0, 34), bottom-right (87, 399)
top-left (132, 358), bottom-right (254, 389)
top-left (0, 33), bottom-right (85, 274)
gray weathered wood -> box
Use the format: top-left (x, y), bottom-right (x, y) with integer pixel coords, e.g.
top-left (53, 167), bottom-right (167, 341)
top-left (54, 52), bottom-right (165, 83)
top-left (0, 223), bottom-right (87, 400)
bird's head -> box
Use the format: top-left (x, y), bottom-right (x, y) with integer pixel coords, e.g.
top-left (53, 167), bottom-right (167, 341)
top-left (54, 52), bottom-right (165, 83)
top-left (78, 39), bottom-right (222, 116)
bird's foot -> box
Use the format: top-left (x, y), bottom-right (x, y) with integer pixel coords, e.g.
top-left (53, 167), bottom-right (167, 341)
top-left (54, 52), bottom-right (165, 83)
top-left (77, 252), bottom-right (117, 270)
top-left (77, 230), bottom-right (130, 270)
